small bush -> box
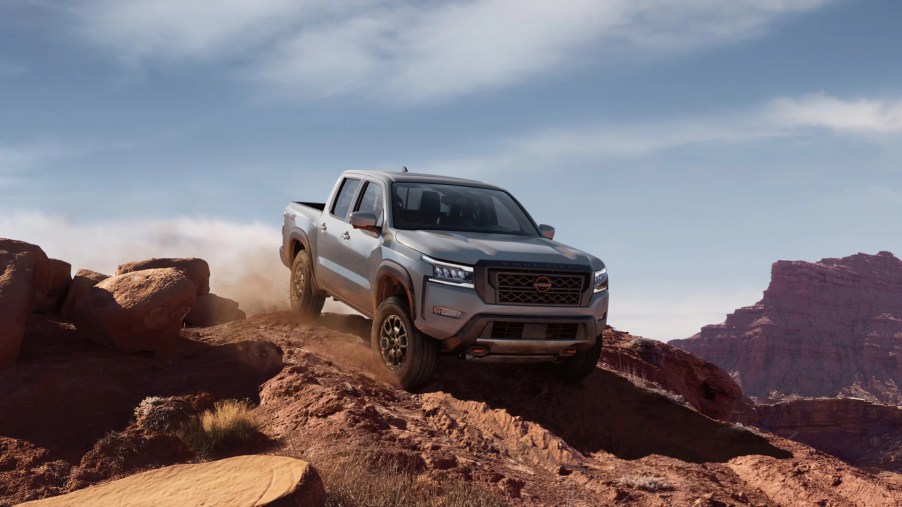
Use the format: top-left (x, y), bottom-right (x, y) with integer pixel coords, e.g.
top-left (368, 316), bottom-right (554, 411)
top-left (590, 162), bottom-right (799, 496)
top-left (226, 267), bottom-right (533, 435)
top-left (135, 397), bottom-right (180, 432)
top-left (178, 399), bottom-right (257, 455)
top-left (616, 474), bottom-right (674, 492)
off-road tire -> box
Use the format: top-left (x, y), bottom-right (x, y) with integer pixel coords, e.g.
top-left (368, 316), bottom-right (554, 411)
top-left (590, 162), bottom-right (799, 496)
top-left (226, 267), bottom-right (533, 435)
top-left (372, 296), bottom-right (437, 390)
top-left (289, 249), bottom-right (325, 317)
top-left (549, 335), bottom-right (602, 381)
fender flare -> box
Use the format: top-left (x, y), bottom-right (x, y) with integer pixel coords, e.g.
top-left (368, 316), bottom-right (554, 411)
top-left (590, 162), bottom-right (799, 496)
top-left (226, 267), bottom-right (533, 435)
top-left (373, 260), bottom-right (417, 318)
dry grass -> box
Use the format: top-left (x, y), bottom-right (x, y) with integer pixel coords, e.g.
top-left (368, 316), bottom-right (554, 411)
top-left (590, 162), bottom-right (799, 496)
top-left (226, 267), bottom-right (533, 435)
top-left (616, 474), bottom-right (674, 492)
top-left (178, 399), bottom-right (257, 455)
top-left (320, 451), bottom-right (507, 507)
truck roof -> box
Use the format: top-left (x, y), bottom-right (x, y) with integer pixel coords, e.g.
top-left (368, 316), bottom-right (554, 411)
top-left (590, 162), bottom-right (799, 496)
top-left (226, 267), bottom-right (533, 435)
top-left (342, 170), bottom-right (503, 190)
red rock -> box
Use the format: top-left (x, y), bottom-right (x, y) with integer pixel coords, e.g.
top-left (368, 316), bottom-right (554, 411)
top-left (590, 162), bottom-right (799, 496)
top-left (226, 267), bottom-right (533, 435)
top-left (0, 238), bottom-right (53, 310)
top-left (35, 259), bottom-right (71, 314)
top-left (116, 258), bottom-right (210, 295)
top-left (60, 269), bottom-right (109, 318)
top-left (756, 398), bottom-right (902, 472)
top-left (185, 293), bottom-right (246, 327)
top-left (602, 328), bottom-right (756, 422)
top-left (671, 251), bottom-right (902, 404)
top-left (0, 252), bottom-right (32, 368)
top-left (71, 268), bottom-right (198, 353)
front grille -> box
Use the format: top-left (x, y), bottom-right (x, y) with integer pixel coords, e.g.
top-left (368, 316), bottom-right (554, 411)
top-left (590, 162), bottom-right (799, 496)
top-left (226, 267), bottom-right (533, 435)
top-left (492, 321), bottom-right (524, 339)
top-left (495, 272), bottom-right (584, 306)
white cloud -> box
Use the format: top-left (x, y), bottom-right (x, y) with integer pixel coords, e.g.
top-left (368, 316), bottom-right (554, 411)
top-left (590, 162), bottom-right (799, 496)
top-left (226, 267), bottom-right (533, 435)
top-left (421, 93), bottom-right (902, 176)
top-left (0, 211), bottom-right (347, 316)
top-left (765, 93), bottom-right (902, 133)
top-left (64, 0), bottom-right (829, 102)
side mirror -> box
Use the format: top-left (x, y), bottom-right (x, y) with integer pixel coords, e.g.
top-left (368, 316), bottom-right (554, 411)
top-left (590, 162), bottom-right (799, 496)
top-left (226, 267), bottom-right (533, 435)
top-left (539, 224), bottom-right (555, 240)
top-left (350, 212), bottom-right (380, 232)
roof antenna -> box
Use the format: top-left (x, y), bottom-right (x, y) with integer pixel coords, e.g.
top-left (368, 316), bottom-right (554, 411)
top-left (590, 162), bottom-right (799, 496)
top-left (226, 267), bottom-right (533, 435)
top-left (401, 166), bottom-right (409, 173)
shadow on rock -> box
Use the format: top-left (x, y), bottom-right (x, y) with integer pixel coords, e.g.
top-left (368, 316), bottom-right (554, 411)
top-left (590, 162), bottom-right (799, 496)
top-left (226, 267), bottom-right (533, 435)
top-left (428, 360), bottom-right (792, 464)
top-left (0, 338), bottom-right (283, 462)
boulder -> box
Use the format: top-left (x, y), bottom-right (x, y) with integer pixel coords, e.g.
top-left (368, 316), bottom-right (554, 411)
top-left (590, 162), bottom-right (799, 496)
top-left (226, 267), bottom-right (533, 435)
top-left (0, 238), bottom-right (53, 310)
top-left (20, 455), bottom-right (326, 507)
top-left (185, 293), bottom-right (246, 327)
top-left (116, 258), bottom-right (210, 295)
top-left (71, 268), bottom-right (198, 353)
top-left (0, 252), bottom-right (32, 368)
top-left (61, 269), bottom-right (110, 318)
top-left (35, 259), bottom-right (72, 313)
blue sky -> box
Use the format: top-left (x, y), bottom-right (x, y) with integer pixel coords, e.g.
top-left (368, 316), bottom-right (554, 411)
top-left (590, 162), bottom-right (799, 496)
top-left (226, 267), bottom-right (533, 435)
top-left (2, 0), bottom-right (902, 339)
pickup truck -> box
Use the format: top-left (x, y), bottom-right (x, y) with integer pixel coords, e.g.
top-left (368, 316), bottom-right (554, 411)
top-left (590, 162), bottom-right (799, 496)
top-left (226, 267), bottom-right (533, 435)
top-left (280, 170), bottom-right (609, 389)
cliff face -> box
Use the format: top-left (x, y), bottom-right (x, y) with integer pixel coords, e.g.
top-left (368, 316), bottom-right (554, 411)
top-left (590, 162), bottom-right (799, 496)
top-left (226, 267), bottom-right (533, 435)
top-left (756, 398), bottom-right (902, 472)
top-left (670, 251), bottom-right (902, 404)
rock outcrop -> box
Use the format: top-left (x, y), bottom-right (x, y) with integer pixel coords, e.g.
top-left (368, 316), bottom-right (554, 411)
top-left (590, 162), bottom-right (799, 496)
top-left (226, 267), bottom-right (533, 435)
top-left (756, 398), bottom-right (902, 472)
top-left (116, 258), bottom-right (210, 295)
top-left (20, 455), bottom-right (325, 507)
top-left (185, 293), bottom-right (246, 327)
top-left (71, 268), bottom-right (198, 353)
top-left (60, 269), bottom-right (109, 317)
top-left (0, 239), bottom-right (54, 368)
top-left (35, 259), bottom-right (71, 314)
top-left (671, 251), bottom-right (902, 404)
top-left (601, 328), bottom-right (756, 422)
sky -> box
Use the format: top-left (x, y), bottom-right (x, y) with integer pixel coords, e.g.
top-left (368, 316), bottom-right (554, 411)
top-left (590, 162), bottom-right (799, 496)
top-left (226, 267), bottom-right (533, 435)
top-left (2, 0), bottom-right (902, 340)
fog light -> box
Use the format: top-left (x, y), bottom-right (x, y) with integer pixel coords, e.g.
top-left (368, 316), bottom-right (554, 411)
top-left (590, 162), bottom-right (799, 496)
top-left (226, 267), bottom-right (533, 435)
top-left (562, 348), bottom-right (577, 356)
top-left (433, 306), bottom-right (463, 319)
top-left (468, 346), bottom-right (489, 358)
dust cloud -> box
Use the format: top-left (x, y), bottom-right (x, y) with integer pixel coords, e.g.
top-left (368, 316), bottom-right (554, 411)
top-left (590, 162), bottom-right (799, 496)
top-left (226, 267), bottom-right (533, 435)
top-left (0, 211), bottom-right (352, 316)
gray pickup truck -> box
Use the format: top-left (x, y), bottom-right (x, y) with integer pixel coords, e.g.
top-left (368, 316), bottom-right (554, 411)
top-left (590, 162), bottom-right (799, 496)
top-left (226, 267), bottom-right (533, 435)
top-left (280, 170), bottom-right (609, 389)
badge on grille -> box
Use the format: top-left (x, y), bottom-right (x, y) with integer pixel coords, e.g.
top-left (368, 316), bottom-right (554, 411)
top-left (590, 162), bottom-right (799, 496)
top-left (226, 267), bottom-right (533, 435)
top-left (533, 276), bottom-right (553, 293)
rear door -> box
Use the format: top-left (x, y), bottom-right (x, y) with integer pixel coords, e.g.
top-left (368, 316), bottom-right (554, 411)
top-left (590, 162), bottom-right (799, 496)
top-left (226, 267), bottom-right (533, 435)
top-left (315, 177), bottom-right (361, 295)
top-left (343, 179), bottom-right (386, 313)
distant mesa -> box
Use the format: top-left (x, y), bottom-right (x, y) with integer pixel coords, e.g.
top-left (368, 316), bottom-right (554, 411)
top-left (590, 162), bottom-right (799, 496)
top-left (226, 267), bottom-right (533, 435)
top-left (670, 251), bottom-right (902, 405)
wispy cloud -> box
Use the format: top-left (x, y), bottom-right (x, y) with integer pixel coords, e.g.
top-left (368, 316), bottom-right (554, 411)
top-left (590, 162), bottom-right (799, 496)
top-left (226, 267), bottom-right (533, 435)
top-left (422, 93), bottom-right (902, 175)
top-left (63, 0), bottom-right (829, 102)
top-left (764, 93), bottom-right (902, 133)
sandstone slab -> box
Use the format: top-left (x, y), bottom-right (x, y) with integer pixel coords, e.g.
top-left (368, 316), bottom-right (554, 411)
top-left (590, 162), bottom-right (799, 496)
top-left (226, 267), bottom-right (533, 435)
top-left (20, 455), bottom-right (325, 507)
top-left (61, 269), bottom-right (110, 317)
top-left (0, 251), bottom-right (32, 368)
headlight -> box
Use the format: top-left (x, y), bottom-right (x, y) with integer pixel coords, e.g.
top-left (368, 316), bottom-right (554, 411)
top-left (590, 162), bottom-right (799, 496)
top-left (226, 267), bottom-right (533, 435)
top-left (423, 255), bottom-right (475, 288)
top-left (594, 268), bottom-right (608, 293)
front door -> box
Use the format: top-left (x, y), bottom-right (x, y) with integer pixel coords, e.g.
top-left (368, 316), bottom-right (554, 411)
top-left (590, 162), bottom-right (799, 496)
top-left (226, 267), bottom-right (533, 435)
top-left (344, 180), bottom-right (386, 314)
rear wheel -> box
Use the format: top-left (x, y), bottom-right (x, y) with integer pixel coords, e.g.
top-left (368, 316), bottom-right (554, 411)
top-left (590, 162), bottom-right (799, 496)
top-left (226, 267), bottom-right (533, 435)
top-left (371, 297), bottom-right (437, 390)
top-left (548, 335), bottom-right (602, 381)
top-left (290, 249), bottom-right (325, 317)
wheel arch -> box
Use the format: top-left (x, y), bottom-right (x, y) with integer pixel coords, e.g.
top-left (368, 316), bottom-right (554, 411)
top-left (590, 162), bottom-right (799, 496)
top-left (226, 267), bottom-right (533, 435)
top-left (373, 261), bottom-right (417, 319)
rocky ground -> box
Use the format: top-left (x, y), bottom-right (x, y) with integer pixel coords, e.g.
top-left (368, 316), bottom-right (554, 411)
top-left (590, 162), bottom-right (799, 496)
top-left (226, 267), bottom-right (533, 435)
top-left (2, 311), bottom-right (901, 506)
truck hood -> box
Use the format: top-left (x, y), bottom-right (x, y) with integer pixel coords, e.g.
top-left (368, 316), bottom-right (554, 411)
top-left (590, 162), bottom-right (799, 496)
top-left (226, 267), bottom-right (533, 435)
top-left (394, 230), bottom-right (602, 268)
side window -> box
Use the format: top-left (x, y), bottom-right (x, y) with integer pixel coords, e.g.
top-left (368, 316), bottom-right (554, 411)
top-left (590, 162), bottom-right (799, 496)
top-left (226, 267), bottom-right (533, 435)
top-left (355, 182), bottom-right (385, 224)
top-left (331, 178), bottom-right (360, 220)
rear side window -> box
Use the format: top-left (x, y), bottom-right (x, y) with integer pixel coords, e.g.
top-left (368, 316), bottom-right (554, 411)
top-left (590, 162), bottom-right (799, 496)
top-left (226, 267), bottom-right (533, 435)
top-left (331, 178), bottom-right (360, 220)
top-left (355, 182), bottom-right (385, 224)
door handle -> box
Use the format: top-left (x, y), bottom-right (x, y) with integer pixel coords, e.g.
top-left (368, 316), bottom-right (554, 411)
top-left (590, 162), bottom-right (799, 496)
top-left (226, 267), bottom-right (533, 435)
top-left (320, 223), bottom-right (327, 232)
top-left (341, 231), bottom-right (350, 240)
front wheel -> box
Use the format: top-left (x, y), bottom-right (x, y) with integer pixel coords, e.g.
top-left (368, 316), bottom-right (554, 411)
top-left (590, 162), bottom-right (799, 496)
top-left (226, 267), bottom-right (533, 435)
top-left (548, 335), bottom-right (602, 381)
top-left (371, 297), bottom-right (437, 390)
top-left (290, 250), bottom-right (325, 317)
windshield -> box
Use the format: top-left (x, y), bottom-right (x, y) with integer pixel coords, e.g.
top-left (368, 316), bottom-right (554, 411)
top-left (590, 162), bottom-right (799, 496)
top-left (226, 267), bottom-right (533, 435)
top-left (391, 182), bottom-right (539, 236)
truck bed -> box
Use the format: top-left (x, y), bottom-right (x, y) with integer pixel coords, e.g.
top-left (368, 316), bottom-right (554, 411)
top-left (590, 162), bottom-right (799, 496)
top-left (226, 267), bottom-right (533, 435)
top-left (293, 201), bottom-right (326, 211)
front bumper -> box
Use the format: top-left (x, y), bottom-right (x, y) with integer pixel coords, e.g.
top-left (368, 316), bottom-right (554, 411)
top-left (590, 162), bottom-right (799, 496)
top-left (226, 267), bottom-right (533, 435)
top-left (415, 279), bottom-right (609, 360)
